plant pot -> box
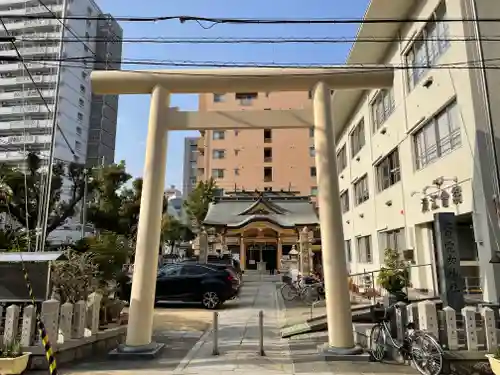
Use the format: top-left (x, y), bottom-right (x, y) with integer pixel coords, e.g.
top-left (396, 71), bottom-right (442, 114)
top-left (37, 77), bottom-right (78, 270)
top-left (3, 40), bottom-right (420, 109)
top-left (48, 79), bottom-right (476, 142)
top-left (486, 354), bottom-right (500, 375)
top-left (0, 353), bottom-right (31, 375)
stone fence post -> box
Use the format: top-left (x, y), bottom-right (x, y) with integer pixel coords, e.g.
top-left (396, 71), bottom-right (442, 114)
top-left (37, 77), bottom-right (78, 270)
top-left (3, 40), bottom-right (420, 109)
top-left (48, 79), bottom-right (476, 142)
top-left (41, 299), bottom-right (60, 346)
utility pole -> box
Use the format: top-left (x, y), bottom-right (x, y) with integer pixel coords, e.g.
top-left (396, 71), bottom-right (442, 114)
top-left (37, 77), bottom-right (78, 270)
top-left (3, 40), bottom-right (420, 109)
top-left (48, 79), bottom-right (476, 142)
top-left (80, 169), bottom-right (89, 239)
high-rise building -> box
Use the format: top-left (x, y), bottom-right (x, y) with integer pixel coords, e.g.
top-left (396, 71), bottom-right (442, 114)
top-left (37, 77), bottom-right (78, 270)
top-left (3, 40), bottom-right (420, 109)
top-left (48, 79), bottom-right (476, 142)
top-left (0, 0), bottom-right (122, 167)
top-left (87, 13), bottom-right (122, 167)
top-left (196, 92), bottom-right (315, 197)
top-left (0, 0), bottom-right (123, 244)
top-left (182, 136), bottom-right (199, 197)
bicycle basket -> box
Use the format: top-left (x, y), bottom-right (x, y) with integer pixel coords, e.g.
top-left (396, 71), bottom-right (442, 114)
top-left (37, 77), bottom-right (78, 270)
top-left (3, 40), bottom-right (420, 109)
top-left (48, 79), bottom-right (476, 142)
top-left (282, 275), bottom-right (292, 284)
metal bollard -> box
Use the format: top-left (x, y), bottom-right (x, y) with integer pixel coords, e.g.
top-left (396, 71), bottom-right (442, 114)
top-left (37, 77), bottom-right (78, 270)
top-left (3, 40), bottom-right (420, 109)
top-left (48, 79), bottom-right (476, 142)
top-left (212, 311), bottom-right (219, 355)
top-left (259, 310), bottom-right (265, 356)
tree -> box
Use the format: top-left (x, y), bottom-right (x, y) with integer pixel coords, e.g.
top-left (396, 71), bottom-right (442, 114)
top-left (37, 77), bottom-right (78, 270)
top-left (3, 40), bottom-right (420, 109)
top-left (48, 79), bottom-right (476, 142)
top-left (377, 248), bottom-right (410, 301)
top-left (86, 161), bottom-right (150, 238)
top-left (184, 178), bottom-right (217, 229)
top-left (0, 152), bottom-right (92, 237)
top-left (161, 215), bottom-right (195, 254)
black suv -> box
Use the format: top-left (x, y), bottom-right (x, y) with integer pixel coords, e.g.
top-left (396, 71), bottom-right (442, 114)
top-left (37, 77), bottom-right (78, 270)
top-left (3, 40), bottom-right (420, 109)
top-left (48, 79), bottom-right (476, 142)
top-left (121, 263), bottom-right (240, 309)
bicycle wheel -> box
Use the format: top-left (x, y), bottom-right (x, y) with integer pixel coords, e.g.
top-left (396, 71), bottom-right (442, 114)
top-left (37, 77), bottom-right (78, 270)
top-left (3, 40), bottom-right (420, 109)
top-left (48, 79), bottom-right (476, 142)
top-left (280, 284), bottom-right (298, 301)
top-left (301, 286), bottom-right (320, 305)
top-left (369, 324), bottom-right (386, 362)
top-left (410, 333), bottom-right (443, 375)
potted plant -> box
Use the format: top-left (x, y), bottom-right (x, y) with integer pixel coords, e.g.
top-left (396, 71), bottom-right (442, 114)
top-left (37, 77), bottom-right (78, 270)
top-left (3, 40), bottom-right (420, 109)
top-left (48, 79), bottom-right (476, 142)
top-left (0, 339), bottom-right (31, 375)
top-left (486, 348), bottom-right (500, 375)
top-left (377, 248), bottom-right (410, 302)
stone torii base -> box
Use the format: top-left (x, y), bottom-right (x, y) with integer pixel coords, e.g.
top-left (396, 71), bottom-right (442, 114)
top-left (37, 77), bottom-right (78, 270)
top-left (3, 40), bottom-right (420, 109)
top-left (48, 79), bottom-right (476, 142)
top-left (91, 67), bottom-right (394, 359)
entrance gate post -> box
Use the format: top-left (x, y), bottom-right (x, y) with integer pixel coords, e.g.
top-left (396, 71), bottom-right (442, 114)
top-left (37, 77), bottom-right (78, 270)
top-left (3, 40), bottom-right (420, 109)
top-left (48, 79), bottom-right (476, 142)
top-left (122, 85), bottom-right (170, 351)
top-left (313, 82), bottom-right (362, 355)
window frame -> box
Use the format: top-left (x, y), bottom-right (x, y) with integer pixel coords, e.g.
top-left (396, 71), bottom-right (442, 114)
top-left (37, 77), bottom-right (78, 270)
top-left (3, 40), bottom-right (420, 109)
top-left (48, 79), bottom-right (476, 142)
top-left (212, 130), bottom-right (225, 140)
top-left (211, 168), bottom-right (225, 179)
top-left (376, 148), bottom-right (401, 192)
top-left (405, 2), bottom-right (450, 91)
top-left (356, 235), bottom-right (372, 264)
top-left (336, 144), bottom-right (347, 172)
top-left (212, 149), bottom-right (226, 159)
top-left (353, 174), bottom-right (369, 206)
top-left (413, 100), bottom-right (460, 169)
top-left (371, 88), bottom-right (395, 132)
top-left (350, 119), bottom-right (366, 157)
top-left (340, 190), bottom-right (350, 213)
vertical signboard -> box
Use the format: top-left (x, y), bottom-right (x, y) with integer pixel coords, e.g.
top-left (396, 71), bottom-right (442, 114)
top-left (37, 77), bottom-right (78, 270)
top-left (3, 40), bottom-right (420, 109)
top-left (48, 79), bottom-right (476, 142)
top-left (433, 212), bottom-right (465, 310)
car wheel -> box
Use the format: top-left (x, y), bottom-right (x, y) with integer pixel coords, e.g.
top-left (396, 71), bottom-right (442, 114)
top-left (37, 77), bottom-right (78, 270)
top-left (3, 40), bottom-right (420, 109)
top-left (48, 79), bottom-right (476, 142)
top-left (202, 291), bottom-right (220, 309)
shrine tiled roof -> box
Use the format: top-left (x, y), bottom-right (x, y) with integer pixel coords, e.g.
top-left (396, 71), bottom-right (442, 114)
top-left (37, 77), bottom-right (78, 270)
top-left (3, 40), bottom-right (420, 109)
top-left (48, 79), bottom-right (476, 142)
top-left (203, 193), bottom-right (319, 228)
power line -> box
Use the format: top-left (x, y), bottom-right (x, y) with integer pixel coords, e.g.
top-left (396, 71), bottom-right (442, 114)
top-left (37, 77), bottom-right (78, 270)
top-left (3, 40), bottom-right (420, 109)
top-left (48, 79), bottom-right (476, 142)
top-left (4, 55), bottom-right (500, 70)
top-left (14, 35), bottom-right (500, 44)
top-left (1, 14), bottom-right (500, 24)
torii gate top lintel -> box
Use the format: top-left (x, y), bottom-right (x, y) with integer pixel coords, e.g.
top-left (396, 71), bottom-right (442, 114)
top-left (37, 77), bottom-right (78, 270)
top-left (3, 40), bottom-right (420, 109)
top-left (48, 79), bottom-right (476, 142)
top-left (90, 67), bottom-right (394, 95)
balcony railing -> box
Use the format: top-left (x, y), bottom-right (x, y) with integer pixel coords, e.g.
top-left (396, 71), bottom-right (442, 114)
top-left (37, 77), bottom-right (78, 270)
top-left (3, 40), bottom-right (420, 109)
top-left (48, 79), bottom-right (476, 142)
top-left (0, 119), bottom-right (52, 131)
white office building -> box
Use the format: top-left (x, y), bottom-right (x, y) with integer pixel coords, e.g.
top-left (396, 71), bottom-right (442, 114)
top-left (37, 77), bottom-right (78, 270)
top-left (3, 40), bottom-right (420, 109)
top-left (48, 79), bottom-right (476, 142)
top-left (334, 0), bottom-right (500, 303)
top-left (0, 0), bottom-right (122, 244)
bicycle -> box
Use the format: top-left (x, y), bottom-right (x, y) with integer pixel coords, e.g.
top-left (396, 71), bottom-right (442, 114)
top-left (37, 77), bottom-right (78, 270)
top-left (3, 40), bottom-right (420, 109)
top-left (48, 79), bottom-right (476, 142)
top-left (369, 303), bottom-right (444, 375)
top-left (280, 275), bottom-right (323, 305)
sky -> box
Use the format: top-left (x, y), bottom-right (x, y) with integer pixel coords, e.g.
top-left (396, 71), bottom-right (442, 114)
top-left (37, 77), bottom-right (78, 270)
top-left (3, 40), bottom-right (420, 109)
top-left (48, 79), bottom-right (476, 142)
top-left (96, 0), bottom-right (370, 192)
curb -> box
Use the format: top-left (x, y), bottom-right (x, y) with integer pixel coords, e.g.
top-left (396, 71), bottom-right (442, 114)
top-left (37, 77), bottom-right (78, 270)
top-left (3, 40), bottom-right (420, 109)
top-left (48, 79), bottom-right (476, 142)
top-left (172, 326), bottom-right (212, 374)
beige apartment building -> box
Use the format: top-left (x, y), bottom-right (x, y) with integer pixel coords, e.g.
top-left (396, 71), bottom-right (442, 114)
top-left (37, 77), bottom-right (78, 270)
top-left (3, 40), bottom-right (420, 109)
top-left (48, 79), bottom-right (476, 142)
top-left (196, 92), bottom-right (317, 196)
top-left (333, 0), bottom-right (500, 302)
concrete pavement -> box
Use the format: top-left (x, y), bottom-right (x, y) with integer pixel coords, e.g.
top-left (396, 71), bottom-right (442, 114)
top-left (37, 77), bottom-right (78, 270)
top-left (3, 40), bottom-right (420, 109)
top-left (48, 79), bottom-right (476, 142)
top-left (38, 272), bottom-right (418, 375)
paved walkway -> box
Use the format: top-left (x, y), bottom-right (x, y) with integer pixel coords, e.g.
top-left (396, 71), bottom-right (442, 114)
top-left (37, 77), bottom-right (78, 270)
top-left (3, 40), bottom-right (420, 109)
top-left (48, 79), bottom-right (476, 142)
top-left (43, 272), bottom-right (418, 375)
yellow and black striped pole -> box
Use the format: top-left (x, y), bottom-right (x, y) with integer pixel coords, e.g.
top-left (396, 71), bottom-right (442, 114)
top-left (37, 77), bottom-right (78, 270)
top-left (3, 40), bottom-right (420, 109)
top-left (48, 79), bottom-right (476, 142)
top-left (22, 263), bottom-right (57, 375)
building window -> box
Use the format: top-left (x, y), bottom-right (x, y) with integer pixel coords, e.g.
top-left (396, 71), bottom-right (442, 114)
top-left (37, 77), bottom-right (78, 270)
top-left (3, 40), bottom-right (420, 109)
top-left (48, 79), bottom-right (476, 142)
top-left (212, 169), bottom-right (225, 179)
top-left (264, 167), bottom-right (273, 182)
top-left (405, 2), bottom-right (450, 90)
top-left (212, 131), bottom-right (225, 140)
top-left (235, 92), bottom-right (258, 105)
top-left (80, 84), bottom-right (85, 93)
top-left (310, 186), bottom-right (318, 196)
top-left (356, 235), bottom-right (372, 263)
top-left (353, 174), bottom-right (369, 205)
top-left (350, 119), bottom-right (365, 156)
top-left (264, 147), bottom-right (272, 162)
top-left (414, 101), bottom-right (460, 169)
top-left (264, 129), bottom-right (272, 143)
top-left (309, 128), bottom-right (314, 137)
top-left (234, 168), bottom-right (240, 176)
top-left (77, 112), bottom-right (83, 122)
top-left (371, 88), bottom-right (395, 131)
top-left (212, 149), bottom-right (225, 159)
top-left (336, 144), bottom-right (347, 172)
top-left (310, 167), bottom-right (316, 177)
top-left (78, 98), bottom-right (84, 107)
top-left (345, 240), bottom-right (352, 263)
top-left (213, 93), bottom-right (225, 102)
top-left (379, 228), bottom-right (406, 252)
top-left (309, 146), bottom-right (315, 157)
top-left (340, 190), bottom-right (349, 213)
top-left (376, 148), bottom-right (401, 191)
top-left (75, 140), bottom-right (82, 152)
top-left (81, 71), bottom-right (87, 80)
top-left (76, 126), bottom-right (82, 135)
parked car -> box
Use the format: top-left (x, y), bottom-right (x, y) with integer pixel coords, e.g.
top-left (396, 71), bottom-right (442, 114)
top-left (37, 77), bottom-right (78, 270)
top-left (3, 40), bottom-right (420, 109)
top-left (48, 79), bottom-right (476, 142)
top-left (182, 256), bottom-right (243, 280)
top-left (121, 263), bottom-right (240, 309)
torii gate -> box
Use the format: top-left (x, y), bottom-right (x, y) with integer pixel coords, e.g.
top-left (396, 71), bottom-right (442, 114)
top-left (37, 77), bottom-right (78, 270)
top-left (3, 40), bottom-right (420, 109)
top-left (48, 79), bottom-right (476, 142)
top-left (91, 67), bottom-right (393, 358)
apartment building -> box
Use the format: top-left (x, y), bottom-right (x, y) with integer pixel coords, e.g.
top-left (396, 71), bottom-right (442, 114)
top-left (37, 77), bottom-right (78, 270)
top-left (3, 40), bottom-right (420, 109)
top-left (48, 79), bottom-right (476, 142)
top-left (197, 92), bottom-right (316, 196)
top-left (183, 136), bottom-right (199, 198)
top-left (0, 0), bottom-right (121, 166)
top-left (0, 0), bottom-right (122, 244)
top-left (333, 0), bottom-right (500, 302)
